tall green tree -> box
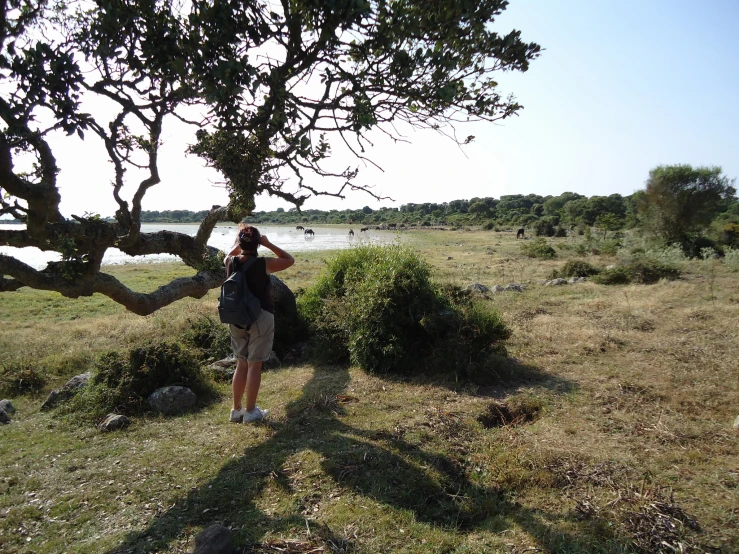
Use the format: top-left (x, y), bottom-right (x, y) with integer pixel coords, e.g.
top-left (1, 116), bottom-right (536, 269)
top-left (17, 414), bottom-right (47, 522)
top-left (0, 0), bottom-right (540, 313)
top-left (638, 165), bottom-right (736, 243)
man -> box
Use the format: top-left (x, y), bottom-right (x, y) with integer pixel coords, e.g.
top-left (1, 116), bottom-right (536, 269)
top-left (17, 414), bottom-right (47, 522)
top-left (225, 224), bottom-right (294, 423)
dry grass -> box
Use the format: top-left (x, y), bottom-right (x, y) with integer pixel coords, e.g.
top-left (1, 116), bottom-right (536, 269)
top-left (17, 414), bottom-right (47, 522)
top-left (1, 229), bottom-right (737, 553)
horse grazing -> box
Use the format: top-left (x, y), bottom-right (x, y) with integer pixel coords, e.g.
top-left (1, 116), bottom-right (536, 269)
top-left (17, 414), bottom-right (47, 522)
top-left (304, 228), bottom-right (314, 236)
top-left (296, 225), bottom-right (305, 231)
top-left (348, 229), bottom-right (354, 236)
top-left (360, 227), bottom-right (368, 233)
top-left (516, 228), bottom-right (525, 239)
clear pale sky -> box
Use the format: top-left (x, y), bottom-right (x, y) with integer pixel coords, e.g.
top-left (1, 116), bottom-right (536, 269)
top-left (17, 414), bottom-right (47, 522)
top-left (46, 0), bottom-right (739, 217)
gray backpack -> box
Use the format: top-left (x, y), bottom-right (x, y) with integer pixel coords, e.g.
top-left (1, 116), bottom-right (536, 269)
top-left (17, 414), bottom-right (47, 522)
top-left (218, 256), bottom-right (262, 328)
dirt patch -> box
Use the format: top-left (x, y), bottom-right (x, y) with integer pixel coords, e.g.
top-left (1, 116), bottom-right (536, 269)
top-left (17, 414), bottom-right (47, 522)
top-left (478, 396), bottom-right (543, 428)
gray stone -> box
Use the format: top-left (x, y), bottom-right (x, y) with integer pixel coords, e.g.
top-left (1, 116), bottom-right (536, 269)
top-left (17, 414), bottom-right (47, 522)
top-left (147, 386), bottom-right (197, 415)
top-left (192, 524), bottom-right (234, 554)
top-left (63, 372), bottom-right (92, 391)
top-left (40, 372), bottom-right (92, 411)
top-left (40, 390), bottom-right (62, 411)
top-left (466, 283), bottom-right (489, 294)
top-left (606, 264), bottom-right (618, 270)
top-left (568, 277), bottom-right (587, 283)
top-left (99, 414), bottom-right (130, 432)
top-left (209, 356), bottom-right (236, 369)
top-left (207, 366), bottom-right (235, 382)
top-left (545, 278), bottom-right (568, 286)
top-left (270, 274), bottom-right (297, 316)
top-left (734, 415), bottom-right (739, 431)
top-left (503, 283), bottom-right (525, 292)
top-left (263, 351), bottom-right (281, 370)
top-left (0, 399), bottom-right (16, 414)
top-left (0, 409), bottom-right (10, 424)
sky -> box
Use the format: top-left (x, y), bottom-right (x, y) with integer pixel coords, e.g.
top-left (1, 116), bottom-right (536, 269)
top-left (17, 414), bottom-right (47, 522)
top-left (35, 0), bottom-right (739, 216)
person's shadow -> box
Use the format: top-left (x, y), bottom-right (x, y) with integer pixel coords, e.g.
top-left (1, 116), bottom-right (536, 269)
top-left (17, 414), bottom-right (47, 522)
top-left (106, 364), bottom-right (621, 553)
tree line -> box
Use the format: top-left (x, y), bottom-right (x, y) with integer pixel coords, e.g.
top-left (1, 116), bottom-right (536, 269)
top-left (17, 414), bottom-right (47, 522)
top-left (134, 165), bottom-right (738, 251)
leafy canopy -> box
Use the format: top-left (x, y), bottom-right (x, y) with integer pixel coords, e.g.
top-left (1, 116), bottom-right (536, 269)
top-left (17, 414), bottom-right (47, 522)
top-left (0, 0), bottom-right (540, 313)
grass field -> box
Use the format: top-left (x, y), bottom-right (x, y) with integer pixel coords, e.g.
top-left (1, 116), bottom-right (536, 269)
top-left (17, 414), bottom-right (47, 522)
top-left (1, 229), bottom-right (737, 553)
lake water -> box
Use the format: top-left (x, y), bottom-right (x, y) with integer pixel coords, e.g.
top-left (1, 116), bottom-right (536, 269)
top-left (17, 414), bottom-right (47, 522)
top-left (0, 224), bottom-right (396, 269)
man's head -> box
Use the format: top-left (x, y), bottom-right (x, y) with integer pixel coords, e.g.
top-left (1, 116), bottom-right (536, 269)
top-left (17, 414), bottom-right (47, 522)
top-left (237, 224), bottom-right (261, 253)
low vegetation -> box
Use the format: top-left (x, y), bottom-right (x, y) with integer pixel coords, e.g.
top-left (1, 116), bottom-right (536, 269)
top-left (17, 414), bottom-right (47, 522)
top-left (299, 244), bottom-right (510, 381)
top-left (520, 237), bottom-right (557, 259)
top-left (1, 229), bottom-right (737, 553)
top-left (64, 342), bottom-right (216, 422)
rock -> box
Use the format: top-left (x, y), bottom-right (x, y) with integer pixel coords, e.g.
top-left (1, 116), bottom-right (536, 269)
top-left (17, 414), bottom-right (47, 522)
top-left (209, 356), bottom-right (236, 369)
top-left (537, 279), bottom-right (549, 285)
top-left (734, 415), bottom-right (739, 431)
top-left (99, 414), bottom-right (130, 432)
top-left (568, 277), bottom-right (587, 283)
top-left (545, 278), bottom-right (568, 286)
top-left (40, 390), bottom-right (62, 411)
top-left (270, 274), bottom-right (297, 316)
top-left (207, 366), bottom-right (235, 382)
top-left (466, 283), bottom-right (489, 294)
top-left (40, 372), bottom-right (93, 411)
top-left (263, 351), bottom-right (281, 370)
top-left (606, 264), bottom-right (618, 270)
top-left (0, 409), bottom-right (10, 424)
top-left (147, 386), bottom-right (197, 415)
top-left (447, 256), bottom-right (453, 260)
top-left (491, 285), bottom-right (506, 293)
top-left (0, 399), bottom-right (16, 414)
top-left (192, 524), bottom-right (234, 554)
top-left (63, 372), bottom-right (92, 391)
top-left (503, 283), bottom-right (525, 292)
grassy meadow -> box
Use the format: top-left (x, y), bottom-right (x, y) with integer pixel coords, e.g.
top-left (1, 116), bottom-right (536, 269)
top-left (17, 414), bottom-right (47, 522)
top-left (1, 229), bottom-right (738, 553)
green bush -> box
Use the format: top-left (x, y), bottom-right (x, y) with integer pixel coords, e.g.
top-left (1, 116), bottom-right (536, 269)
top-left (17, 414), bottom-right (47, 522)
top-left (533, 219), bottom-right (555, 237)
top-left (554, 226), bottom-right (567, 237)
top-left (549, 260), bottom-right (600, 280)
top-left (592, 259), bottom-right (681, 286)
top-left (482, 221), bottom-right (495, 231)
top-left (520, 238), bottom-right (556, 259)
top-left (181, 315), bottom-right (232, 360)
top-left (299, 244), bottom-right (510, 381)
top-left (66, 341), bottom-right (215, 420)
top-left (0, 359), bottom-right (46, 396)
top-left (599, 239), bottom-right (621, 256)
top-left (592, 267), bottom-right (632, 285)
top-left (628, 259), bottom-right (681, 284)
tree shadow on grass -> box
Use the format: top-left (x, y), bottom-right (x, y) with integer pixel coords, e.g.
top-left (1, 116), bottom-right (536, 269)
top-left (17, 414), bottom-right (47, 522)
top-left (105, 364), bottom-right (618, 554)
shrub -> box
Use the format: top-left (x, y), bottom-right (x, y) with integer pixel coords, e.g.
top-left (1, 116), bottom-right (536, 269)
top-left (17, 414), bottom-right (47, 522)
top-left (533, 219), bottom-right (555, 237)
top-left (0, 359), bottom-right (46, 396)
top-left (599, 239), bottom-right (621, 256)
top-left (554, 225), bottom-right (567, 237)
top-left (482, 221), bottom-right (495, 231)
top-left (181, 315), bottom-right (232, 360)
top-left (721, 223), bottom-right (739, 247)
top-left (628, 259), bottom-right (681, 284)
top-left (680, 235), bottom-right (723, 258)
top-left (592, 259), bottom-right (681, 286)
top-left (724, 247), bottom-right (739, 271)
top-left (520, 238), bottom-right (556, 259)
top-left (549, 260), bottom-right (600, 280)
top-left (66, 341), bottom-right (214, 420)
top-left (592, 267), bottom-right (632, 285)
top-left (299, 244), bottom-right (510, 380)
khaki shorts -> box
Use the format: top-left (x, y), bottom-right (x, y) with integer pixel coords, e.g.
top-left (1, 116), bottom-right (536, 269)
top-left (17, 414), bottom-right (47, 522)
top-left (229, 310), bottom-right (275, 363)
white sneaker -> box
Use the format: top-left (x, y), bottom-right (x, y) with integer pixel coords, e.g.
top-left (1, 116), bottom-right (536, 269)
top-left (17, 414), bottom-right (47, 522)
top-left (243, 406), bottom-right (269, 423)
top-left (229, 407), bottom-right (247, 423)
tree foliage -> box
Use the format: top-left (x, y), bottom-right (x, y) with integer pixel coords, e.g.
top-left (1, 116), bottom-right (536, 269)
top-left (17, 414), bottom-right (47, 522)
top-left (0, 0), bottom-right (540, 312)
top-left (638, 165), bottom-right (737, 244)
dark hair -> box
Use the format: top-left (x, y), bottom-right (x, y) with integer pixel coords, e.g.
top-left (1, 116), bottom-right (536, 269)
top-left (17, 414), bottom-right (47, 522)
top-left (237, 224), bottom-right (260, 252)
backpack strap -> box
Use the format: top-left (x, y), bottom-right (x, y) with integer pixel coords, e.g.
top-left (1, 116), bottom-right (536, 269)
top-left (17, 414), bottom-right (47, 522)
top-left (230, 255), bottom-right (258, 274)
